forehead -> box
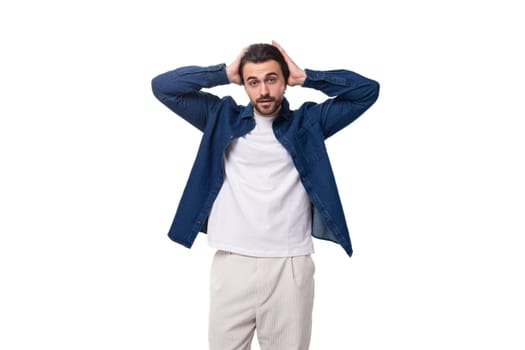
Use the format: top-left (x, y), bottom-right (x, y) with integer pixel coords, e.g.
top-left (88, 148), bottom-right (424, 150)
top-left (242, 60), bottom-right (282, 79)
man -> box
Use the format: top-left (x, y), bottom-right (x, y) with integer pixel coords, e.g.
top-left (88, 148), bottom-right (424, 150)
top-left (151, 41), bottom-right (379, 350)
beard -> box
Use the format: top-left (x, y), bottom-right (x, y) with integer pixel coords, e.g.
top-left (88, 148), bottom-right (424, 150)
top-left (253, 95), bottom-right (282, 117)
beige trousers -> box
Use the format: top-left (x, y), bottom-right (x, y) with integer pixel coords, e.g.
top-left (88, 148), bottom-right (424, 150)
top-left (209, 250), bottom-right (315, 350)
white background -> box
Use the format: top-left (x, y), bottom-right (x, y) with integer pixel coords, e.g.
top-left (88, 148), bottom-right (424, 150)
top-left (1, 0), bottom-right (524, 349)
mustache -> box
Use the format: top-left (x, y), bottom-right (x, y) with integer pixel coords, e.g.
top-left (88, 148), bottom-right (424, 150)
top-left (256, 95), bottom-right (275, 103)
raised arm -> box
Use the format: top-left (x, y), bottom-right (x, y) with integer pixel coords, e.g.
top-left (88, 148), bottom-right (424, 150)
top-left (273, 40), bottom-right (379, 137)
top-left (303, 68), bottom-right (380, 138)
top-left (151, 64), bottom-right (230, 131)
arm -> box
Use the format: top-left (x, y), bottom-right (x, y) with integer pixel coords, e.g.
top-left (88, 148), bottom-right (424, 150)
top-left (272, 41), bottom-right (379, 138)
top-left (151, 64), bottom-right (230, 131)
top-left (304, 69), bottom-right (380, 138)
top-left (151, 47), bottom-right (251, 131)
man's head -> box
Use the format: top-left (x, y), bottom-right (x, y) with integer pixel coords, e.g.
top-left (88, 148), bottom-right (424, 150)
top-left (239, 44), bottom-right (290, 84)
top-left (239, 44), bottom-right (290, 117)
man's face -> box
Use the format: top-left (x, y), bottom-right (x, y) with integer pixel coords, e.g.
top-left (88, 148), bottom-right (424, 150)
top-left (242, 60), bottom-right (286, 117)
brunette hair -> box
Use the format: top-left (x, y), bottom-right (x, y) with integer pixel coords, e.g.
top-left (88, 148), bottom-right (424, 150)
top-left (239, 43), bottom-right (290, 84)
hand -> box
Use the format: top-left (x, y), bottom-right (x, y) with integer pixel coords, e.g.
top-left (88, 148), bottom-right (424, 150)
top-left (226, 47), bottom-right (247, 85)
top-left (272, 40), bottom-right (306, 87)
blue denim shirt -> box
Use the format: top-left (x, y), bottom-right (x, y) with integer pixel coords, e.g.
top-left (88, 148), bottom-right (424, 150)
top-left (151, 64), bottom-right (379, 257)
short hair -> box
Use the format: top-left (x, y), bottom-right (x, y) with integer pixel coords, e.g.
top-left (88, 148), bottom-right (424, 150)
top-left (239, 43), bottom-right (290, 84)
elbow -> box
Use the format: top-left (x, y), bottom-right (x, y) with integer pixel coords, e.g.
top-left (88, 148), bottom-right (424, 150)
top-left (370, 80), bottom-right (380, 104)
top-left (355, 80), bottom-right (380, 112)
top-left (151, 74), bottom-right (166, 101)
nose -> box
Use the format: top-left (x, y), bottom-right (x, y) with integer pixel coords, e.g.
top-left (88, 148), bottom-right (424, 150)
top-left (260, 82), bottom-right (269, 96)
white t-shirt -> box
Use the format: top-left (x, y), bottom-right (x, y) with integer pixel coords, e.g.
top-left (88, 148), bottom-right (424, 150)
top-left (207, 113), bottom-right (313, 257)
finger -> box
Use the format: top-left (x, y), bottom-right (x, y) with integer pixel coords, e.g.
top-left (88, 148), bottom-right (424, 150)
top-left (272, 40), bottom-right (285, 54)
top-left (273, 41), bottom-right (295, 67)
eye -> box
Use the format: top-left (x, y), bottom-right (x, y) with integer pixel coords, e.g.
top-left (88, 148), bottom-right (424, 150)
top-left (248, 80), bottom-right (259, 87)
top-left (266, 76), bottom-right (277, 84)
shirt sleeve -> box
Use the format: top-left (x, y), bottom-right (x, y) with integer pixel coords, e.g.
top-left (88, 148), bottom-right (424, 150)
top-left (302, 69), bottom-right (380, 138)
top-left (151, 64), bottom-right (230, 131)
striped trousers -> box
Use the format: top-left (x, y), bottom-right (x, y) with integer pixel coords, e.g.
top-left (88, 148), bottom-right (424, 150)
top-left (209, 250), bottom-right (315, 350)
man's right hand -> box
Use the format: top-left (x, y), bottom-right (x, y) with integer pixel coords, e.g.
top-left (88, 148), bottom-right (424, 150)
top-left (226, 47), bottom-right (247, 85)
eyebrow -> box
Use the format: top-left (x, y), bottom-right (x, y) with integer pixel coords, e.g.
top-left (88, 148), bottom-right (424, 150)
top-left (246, 72), bottom-right (279, 81)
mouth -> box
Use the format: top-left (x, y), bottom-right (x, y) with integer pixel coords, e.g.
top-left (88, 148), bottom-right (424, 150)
top-left (257, 96), bottom-right (275, 103)
top-left (257, 98), bottom-right (275, 106)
